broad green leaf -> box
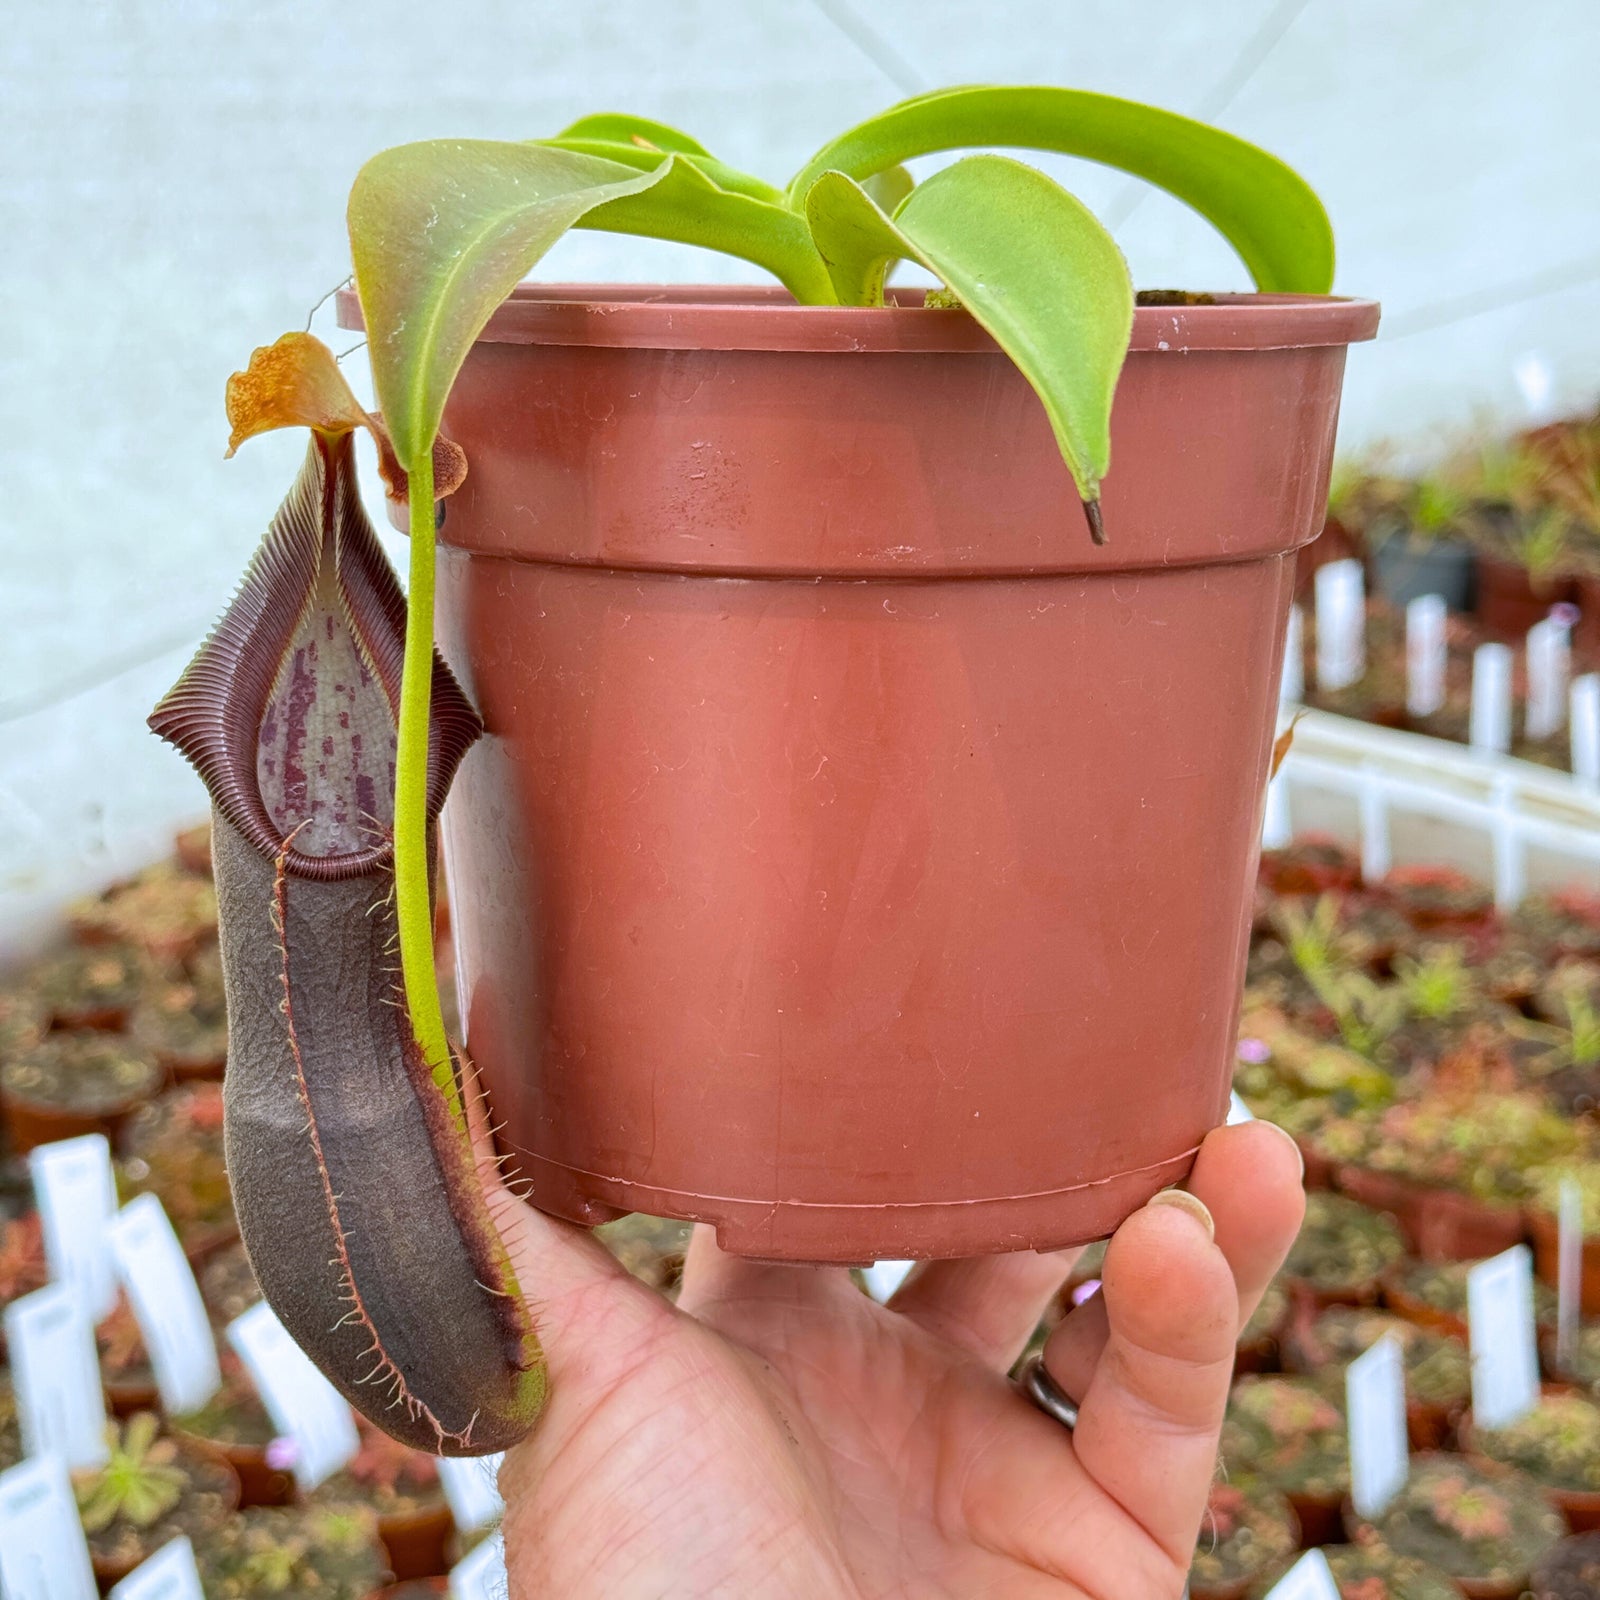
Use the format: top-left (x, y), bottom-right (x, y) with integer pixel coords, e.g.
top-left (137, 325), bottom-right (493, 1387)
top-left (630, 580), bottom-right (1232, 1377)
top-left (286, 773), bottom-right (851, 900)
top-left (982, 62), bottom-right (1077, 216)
top-left (789, 85), bottom-right (1333, 294)
top-left (554, 112), bottom-right (714, 156)
top-left (806, 156), bottom-right (1133, 521)
top-left (349, 140), bottom-right (670, 471)
top-left (862, 163), bottom-right (915, 214)
top-left (581, 156), bottom-right (833, 303)
top-left (544, 137), bottom-right (784, 203)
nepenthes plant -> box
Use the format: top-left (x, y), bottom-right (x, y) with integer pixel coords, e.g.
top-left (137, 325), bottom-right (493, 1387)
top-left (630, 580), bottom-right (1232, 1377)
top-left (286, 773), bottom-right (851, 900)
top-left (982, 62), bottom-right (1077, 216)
top-left (151, 85), bottom-right (1334, 1453)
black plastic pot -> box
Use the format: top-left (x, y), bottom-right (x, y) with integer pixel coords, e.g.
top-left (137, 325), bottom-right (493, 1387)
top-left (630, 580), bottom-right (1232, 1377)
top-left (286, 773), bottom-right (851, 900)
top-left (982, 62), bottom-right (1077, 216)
top-left (1371, 523), bottom-right (1477, 611)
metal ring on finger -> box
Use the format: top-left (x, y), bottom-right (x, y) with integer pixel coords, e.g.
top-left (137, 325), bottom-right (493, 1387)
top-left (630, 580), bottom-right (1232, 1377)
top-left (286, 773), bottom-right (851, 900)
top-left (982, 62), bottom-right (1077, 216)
top-left (1019, 1353), bottom-right (1079, 1431)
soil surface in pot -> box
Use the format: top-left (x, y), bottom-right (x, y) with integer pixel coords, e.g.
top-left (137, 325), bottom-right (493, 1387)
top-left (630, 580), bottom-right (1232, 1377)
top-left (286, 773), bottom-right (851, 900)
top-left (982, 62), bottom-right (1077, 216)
top-left (118, 1081), bottom-right (236, 1255)
top-left (1284, 1192), bottom-right (1406, 1302)
top-left (1349, 1453), bottom-right (1565, 1593)
top-left (73, 1414), bottom-right (238, 1580)
top-left (1249, 1541), bottom-right (1461, 1599)
top-left (1220, 1375), bottom-right (1349, 1503)
top-left (1470, 1391), bottom-right (1600, 1494)
top-left (1188, 1480), bottom-right (1298, 1597)
top-left (193, 1504), bottom-right (391, 1598)
top-left (1, 1029), bottom-right (162, 1114)
top-left (1531, 1531), bottom-right (1600, 1599)
top-left (198, 1238), bottom-right (262, 1329)
top-left (1282, 1304), bottom-right (1469, 1414)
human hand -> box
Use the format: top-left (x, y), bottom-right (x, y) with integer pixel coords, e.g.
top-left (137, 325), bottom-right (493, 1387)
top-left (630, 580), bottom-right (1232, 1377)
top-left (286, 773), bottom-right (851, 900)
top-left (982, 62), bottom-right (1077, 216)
top-left (487, 1120), bottom-right (1305, 1599)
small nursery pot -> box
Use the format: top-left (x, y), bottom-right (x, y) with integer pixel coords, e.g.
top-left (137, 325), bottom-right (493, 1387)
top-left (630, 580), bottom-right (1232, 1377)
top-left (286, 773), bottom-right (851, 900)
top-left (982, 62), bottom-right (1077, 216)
top-left (376, 1502), bottom-right (457, 1584)
top-left (1461, 1389), bottom-right (1600, 1535)
top-left (1528, 1207), bottom-right (1600, 1317)
top-left (1476, 551), bottom-right (1575, 642)
top-left (1371, 525), bottom-right (1478, 612)
top-left (1293, 513), bottom-right (1363, 601)
top-left (1380, 1263), bottom-right (1469, 1342)
top-left (1415, 1187), bottom-right (1527, 1264)
top-left (1332, 1165), bottom-right (1427, 1254)
top-left (364, 285), bottom-right (1378, 1262)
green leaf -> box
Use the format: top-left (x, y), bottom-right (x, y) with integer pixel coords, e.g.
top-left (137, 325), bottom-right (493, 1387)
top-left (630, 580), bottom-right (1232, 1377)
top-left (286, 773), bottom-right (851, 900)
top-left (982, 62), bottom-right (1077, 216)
top-left (544, 137), bottom-right (785, 203)
top-left (553, 112), bottom-right (713, 156)
top-left (789, 85), bottom-right (1333, 294)
top-left (806, 156), bottom-right (1133, 520)
top-left (579, 156), bottom-right (832, 302)
top-left (861, 163), bottom-right (915, 214)
top-left (349, 140), bottom-right (671, 471)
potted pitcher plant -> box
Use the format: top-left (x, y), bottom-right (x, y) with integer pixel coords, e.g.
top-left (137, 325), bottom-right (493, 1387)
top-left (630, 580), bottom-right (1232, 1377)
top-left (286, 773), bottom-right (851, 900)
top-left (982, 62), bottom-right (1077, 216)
top-left (150, 84), bottom-right (1376, 1454)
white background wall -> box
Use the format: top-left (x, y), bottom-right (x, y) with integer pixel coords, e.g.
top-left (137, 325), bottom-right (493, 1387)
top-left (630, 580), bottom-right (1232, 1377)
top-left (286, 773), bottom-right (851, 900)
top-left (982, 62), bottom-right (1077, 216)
top-left (3, 0), bottom-right (1598, 959)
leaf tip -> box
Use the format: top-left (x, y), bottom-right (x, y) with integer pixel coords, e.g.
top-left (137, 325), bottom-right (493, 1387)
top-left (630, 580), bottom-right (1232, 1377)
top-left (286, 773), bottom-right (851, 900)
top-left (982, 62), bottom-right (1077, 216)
top-left (1082, 497), bottom-right (1107, 546)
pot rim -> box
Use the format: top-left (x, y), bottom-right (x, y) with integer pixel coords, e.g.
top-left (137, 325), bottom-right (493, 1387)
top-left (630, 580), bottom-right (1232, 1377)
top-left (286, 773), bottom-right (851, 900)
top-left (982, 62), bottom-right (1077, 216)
top-left (336, 284), bottom-right (1380, 355)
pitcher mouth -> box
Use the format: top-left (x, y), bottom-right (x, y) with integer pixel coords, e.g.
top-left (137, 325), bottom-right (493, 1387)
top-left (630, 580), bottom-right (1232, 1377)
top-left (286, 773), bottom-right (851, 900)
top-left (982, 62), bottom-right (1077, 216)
top-left (338, 283), bottom-right (1380, 357)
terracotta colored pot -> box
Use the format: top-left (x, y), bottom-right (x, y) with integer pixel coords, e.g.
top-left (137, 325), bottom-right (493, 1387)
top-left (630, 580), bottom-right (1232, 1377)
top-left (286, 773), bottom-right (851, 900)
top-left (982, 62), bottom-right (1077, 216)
top-left (360, 285), bottom-right (1377, 1262)
top-left (174, 822), bottom-right (213, 877)
top-left (377, 1501), bottom-right (457, 1582)
top-left (168, 1424), bottom-right (295, 1508)
top-left (1296, 1137), bottom-right (1335, 1193)
top-left (1406, 1394), bottom-right (1461, 1453)
top-left (104, 1371), bottom-right (160, 1418)
top-left (1416, 1187), bottom-right (1527, 1264)
top-left (1335, 1164), bottom-right (1427, 1251)
top-left (1341, 1492), bottom-right (1548, 1600)
top-left (1461, 1396), bottom-right (1600, 1535)
top-left (1528, 1207), bottom-right (1600, 1317)
top-left (1476, 551), bottom-right (1575, 641)
top-left (1289, 1489), bottom-right (1346, 1548)
top-left (0, 1090), bottom-right (146, 1157)
top-left (1294, 513), bottom-right (1362, 600)
top-left (1380, 1268), bottom-right (1470, 1342)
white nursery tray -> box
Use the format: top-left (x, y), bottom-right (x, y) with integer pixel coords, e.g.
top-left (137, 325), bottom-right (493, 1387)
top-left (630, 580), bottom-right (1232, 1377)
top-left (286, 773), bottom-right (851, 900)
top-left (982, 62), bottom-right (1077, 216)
top-left (1268, 705), bottom-right (1600, 905)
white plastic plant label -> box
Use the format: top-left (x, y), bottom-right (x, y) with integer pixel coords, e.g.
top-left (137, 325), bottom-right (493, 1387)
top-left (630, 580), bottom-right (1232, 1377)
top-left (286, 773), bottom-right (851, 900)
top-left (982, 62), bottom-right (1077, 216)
top-left (3, 1283), bottom-right (108, 1469)
top-left (30, 1133), bottom-right (118, 1322)
top-left (1467, 1244), bottom-right (1540, 1429)
top-left (1280, 606), bottom-right (1304, 706)
top-left (107, 1537), bottom-right (204, 1600)
top-left (437, 1451), bottom-right (507, 1534)
top-left (1226, 1091), bottom-right (1255, 1125)
top-left (1556, 1176), bottom-right (1584, 1374)
top-left (108, 1195), bottom-right (220, 1416)
top-left (1346, 1332), bottom-right (1409, 1518)
top-left (451, 1530), bottom-right (509, 1600)
top-left (1571, 674), bottom-right (1600, 786)
top-left (1405, 594), bottom-right (1448, 718)
top-left (0, 1454), bottom-right (99, 1600)
top-left (226, 1301), bottom-right (359, 1492)
top-left (1525, 616), bottom-right (1571, 740)
top-left (1261, 1548), bottom-right (1340, 1600)
top-left (861, 1260), bottom-right (917, 1303)
top-left (1469, 642), bottom-right (1514, 754)
top-left (1314, 560), bottom-right (1365, 692)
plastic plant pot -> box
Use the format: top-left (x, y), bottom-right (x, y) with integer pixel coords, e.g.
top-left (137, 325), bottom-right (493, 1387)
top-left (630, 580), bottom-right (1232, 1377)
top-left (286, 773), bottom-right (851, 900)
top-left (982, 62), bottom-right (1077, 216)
top-left (1461, 1388), bottom-right (1600, 1536)
top-left (1371, 526), bottom-right (1477, 612)
top-left (1415, 1186), bottom-right (1528, 1264)
top-left (344, 284), bottom-right (1378, 1263)
top-left (1476, 551), bottom-right (1575, 642)
top-left (1528, 1207), bottom-right (1600, 1317)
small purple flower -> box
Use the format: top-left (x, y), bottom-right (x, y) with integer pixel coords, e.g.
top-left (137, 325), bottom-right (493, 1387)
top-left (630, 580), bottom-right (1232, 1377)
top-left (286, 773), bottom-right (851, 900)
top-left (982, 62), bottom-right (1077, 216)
top-left (1552, 602), bottom-right (1581, 629)
top-left (265, 1436), bottom-right (299, 1471)
top-left (1071, 1279), bottom-right (1102, 1307)
top-left (1236, 1037), bottom-right (1271, 1065)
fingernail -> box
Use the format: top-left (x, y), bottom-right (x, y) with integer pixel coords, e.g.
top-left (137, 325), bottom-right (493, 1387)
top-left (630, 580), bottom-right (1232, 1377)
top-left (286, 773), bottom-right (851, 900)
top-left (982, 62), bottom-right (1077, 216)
top-left (1260, 1119), bottom-right (1306, 1180)
top-left (1146, 1189), bottom-right (1215, 1241)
